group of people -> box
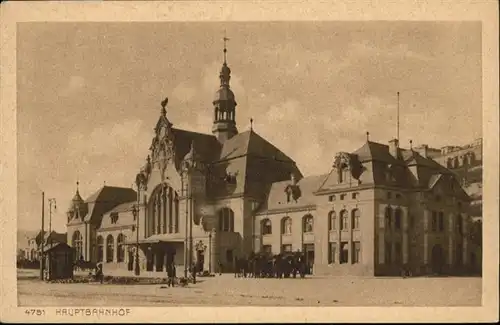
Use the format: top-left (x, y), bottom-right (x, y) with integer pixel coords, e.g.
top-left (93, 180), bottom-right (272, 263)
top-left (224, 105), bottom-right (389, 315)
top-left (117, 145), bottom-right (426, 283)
top-left (232, 252), bottom-right (309, 279)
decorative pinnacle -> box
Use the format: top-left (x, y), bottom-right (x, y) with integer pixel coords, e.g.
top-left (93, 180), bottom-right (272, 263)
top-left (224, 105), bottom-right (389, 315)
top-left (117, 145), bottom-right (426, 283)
top-left (366, 131), bottom-right (370, 141)
top-left (410, 140), bottom-right (413, 149)
top-left (250, 118), bottom-right (254, 131)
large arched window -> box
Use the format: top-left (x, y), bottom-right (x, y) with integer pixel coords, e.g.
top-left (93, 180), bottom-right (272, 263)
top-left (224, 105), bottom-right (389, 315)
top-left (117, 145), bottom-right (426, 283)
top-left (385, 206), bottom-right (393, 229)
top-left (394, 208), bottom-right (402, 230)
top-left (351, 209), bottom-right (360, 229)
top-left (261, 219), bottom-right (272, 235)
top-left (281, 217), bottom-right (292, 235)
top-left (218, 208), bottom-right (234, 232)
top-left (147, 184), bottom-right (180, 237)
top-left (96, 235), bottom-right (104, 262)
top-left (117, 234), bottom-right (125, 262)
top-left (328, 210), bottom-right (336, 231)
top-left (302, 214), bottom-right (314, 233)
top-left (106, 235), bottom-right (114, 262)
top-left (72, 231), bottom-right (83, 261)
top-left (340, 210), bottom-right (348, 230)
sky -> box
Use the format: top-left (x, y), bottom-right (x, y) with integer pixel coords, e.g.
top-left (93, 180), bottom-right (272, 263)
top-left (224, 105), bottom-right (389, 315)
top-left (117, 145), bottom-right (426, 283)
top-left (17, 21), bottom-right (482, 232)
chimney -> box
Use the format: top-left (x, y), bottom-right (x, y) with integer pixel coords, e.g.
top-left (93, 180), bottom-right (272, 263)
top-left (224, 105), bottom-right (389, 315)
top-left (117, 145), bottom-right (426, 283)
top-left (388, 138), bottom-right (399, 158)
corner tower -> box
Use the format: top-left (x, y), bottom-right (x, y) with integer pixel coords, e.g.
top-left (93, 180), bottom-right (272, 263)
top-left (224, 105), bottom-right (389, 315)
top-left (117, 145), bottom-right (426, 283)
top-left (212, 34), bottom-right (238, 143)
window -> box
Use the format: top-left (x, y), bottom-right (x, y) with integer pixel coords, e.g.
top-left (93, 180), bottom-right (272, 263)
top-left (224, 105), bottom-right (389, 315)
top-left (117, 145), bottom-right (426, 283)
top-left (387, 192), bottom-right (392, 199)
top-left (117, 234), bottom-right (125, 263)
top-left (340, 242), bottom-right (349, 264)
top-left (351, 209), bottom-right (360, 229)
top-left (328, 210), bottom-right (336, 231)
top-left (385, 242), bottom-right (392, 264)
top-left (394, 208), bottom-right (402, 230)
top-left (340, 210), bottom-right (348, 230)
top-left (431, 211), bottom-right (438, 232)
top-left (302, 214), bottom-right (314, 233)
top-left (352, 192), bottom-right (359, 200)
top-left (328, 243), bottom-right (337, 264)
top-left (352, 242), bottom-right (361, 264)
top-left (106, 235), bottom-right (114, 262)
top-left (395, 193), bottom-right (401, 200)
top-left (281, 244), bottom-right (292, 253)
top-left (72, 231), bottom-right (83, 261)
top-left (261, 245), bottom-right (272, 255)
top-left (385, 206), bottom-right (392, 229)
top-left (282, 217), bottom-right (292, 235)
top-left (435, 195), bottom-right (441, 202)
top-left (340, 194), bottom-right (346, 200)
top-left (261, 219), bottom-right (272, 235)
top-left (96, 236), bottom-right (104, 262)
top-left (218, 208), bottom-right (235, 232)
top-left (328, 195), bottom-right (336, 202)
top-left (438, 212), bottom-right (445, 232)
top-left (394, 242), bottom-right (402, 264)
top-left (226, 249), bottom-right (234, 262)
top-left (110, 212), bottom-right (119, 224)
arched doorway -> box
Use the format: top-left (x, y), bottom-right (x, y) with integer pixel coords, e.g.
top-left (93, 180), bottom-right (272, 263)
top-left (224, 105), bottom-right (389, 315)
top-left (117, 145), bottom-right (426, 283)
top-left (431, 244), bottom-right (444, 274)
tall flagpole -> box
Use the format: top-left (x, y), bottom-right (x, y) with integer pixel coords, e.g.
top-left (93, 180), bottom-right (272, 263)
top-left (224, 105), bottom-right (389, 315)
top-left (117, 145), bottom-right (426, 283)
top-left (40, 192), bottom-right (45, 280)
top-left (397, 91), bottom-right (400, 142)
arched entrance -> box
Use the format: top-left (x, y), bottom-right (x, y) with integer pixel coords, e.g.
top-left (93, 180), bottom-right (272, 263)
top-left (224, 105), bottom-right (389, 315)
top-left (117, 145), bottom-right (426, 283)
top-left (431, 244), bottom-right (444, 274)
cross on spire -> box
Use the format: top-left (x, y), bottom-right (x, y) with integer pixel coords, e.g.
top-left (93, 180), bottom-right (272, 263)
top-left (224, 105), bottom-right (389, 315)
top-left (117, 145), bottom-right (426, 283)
top-left (223, 30), bottom-right (230, 64)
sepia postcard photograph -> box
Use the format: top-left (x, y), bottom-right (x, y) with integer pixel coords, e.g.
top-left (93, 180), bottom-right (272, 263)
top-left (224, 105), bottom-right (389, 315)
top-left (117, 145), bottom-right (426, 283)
top-left (1, 0), bottom-right (498, 323)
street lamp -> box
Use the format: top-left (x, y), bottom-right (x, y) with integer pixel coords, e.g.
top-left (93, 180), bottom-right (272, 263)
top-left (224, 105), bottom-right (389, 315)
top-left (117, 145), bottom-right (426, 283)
top-left (133, 171), bottom-right (147, 276)
top-left (132, 203), bottom-right (140, 276)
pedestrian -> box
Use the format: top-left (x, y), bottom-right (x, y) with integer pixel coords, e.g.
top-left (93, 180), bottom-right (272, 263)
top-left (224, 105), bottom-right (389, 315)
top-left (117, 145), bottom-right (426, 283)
top-left (218, 260), bottom-right (223, 276)
top-left (95, 263), bottom-right (103, 284)
top-left (167, 263), bottom-right (175, 287)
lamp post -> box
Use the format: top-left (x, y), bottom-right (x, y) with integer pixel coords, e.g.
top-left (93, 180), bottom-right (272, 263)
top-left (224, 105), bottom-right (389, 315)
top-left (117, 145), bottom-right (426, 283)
top-left (132, 203), bottom-right (140, 276)
top-left (181, 175), bottom-right (189, 278)
top-left (134, 172), bottom-right (147, 276)
top-left (208, 230), bottom-right (212, 274)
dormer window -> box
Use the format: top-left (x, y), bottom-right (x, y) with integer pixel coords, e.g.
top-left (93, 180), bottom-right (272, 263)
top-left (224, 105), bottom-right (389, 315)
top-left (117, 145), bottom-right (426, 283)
top-left (110, 212), bottom-right (119, 224)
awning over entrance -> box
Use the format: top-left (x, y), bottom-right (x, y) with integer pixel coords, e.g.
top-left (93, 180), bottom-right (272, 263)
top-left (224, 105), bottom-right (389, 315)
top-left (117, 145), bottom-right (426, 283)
top-left (124, 234), bottom-right (185, 245)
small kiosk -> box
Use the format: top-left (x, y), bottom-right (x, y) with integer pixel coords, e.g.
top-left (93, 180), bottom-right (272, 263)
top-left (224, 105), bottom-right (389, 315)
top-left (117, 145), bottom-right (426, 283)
top-left (42, 242), bottom-right (74, 281)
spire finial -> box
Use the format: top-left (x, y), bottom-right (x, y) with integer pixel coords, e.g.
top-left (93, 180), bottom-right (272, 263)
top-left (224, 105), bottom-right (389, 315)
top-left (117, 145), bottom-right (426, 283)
top-left (76, 180), bottom-right (80, 194)
top-left (223, 30), bottom-right (229, 64)
top-left (366, 131), bottom-right (370, 142)
top-left (410, 139), bottom-right (413, 150)
top-left (161, 97), bottom-right (168, 117)
top-left (250, 118), bottom-right (254, 131)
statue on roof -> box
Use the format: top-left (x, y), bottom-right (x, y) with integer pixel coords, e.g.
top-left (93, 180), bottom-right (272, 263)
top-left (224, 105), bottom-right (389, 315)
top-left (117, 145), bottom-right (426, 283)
top-left (161, 97), bottom-right (168, 116)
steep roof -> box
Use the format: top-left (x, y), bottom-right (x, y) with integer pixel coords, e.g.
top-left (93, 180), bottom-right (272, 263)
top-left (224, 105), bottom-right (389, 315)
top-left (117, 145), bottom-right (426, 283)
top-left (258, 174), bottom-right (328, 214)
top-left (171, 128), bottom-right (221, 164)
top-left (219, 130), bottom-right (295, 163)
top-left (352, 141), bottom-right (402, 164)
top-left (83, 186), bottom-right (137, 223)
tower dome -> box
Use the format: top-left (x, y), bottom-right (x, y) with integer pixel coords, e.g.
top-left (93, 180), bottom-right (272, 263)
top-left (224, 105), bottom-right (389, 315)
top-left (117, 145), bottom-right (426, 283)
top-left (212, 34), bottom-right (238, 143)
top-left (67, 181), bottom-right (87, 221)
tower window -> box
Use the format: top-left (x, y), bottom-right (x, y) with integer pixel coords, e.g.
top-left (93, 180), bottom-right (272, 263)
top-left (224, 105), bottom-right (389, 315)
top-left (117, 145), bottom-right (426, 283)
top-left (329, 195), bottom-right (336, 202)
top-left (352, 192), bottom-right (359, 200)
top-left (340, 194), bottom-right (346, 200)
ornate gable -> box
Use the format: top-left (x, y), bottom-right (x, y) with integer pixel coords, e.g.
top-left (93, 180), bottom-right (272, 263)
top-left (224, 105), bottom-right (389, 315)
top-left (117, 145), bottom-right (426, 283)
top-left (149, 97), bottom-right (176, 182)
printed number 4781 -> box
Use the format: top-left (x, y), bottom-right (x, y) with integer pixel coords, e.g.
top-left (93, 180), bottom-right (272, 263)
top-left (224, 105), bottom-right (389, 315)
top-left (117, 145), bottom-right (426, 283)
top-left (25, 309), bottom-right (45, 316)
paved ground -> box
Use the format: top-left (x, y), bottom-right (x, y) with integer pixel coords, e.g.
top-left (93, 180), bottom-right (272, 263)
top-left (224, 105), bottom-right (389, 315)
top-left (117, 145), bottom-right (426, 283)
top-left (17, 270), bottom-right (481, 306)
